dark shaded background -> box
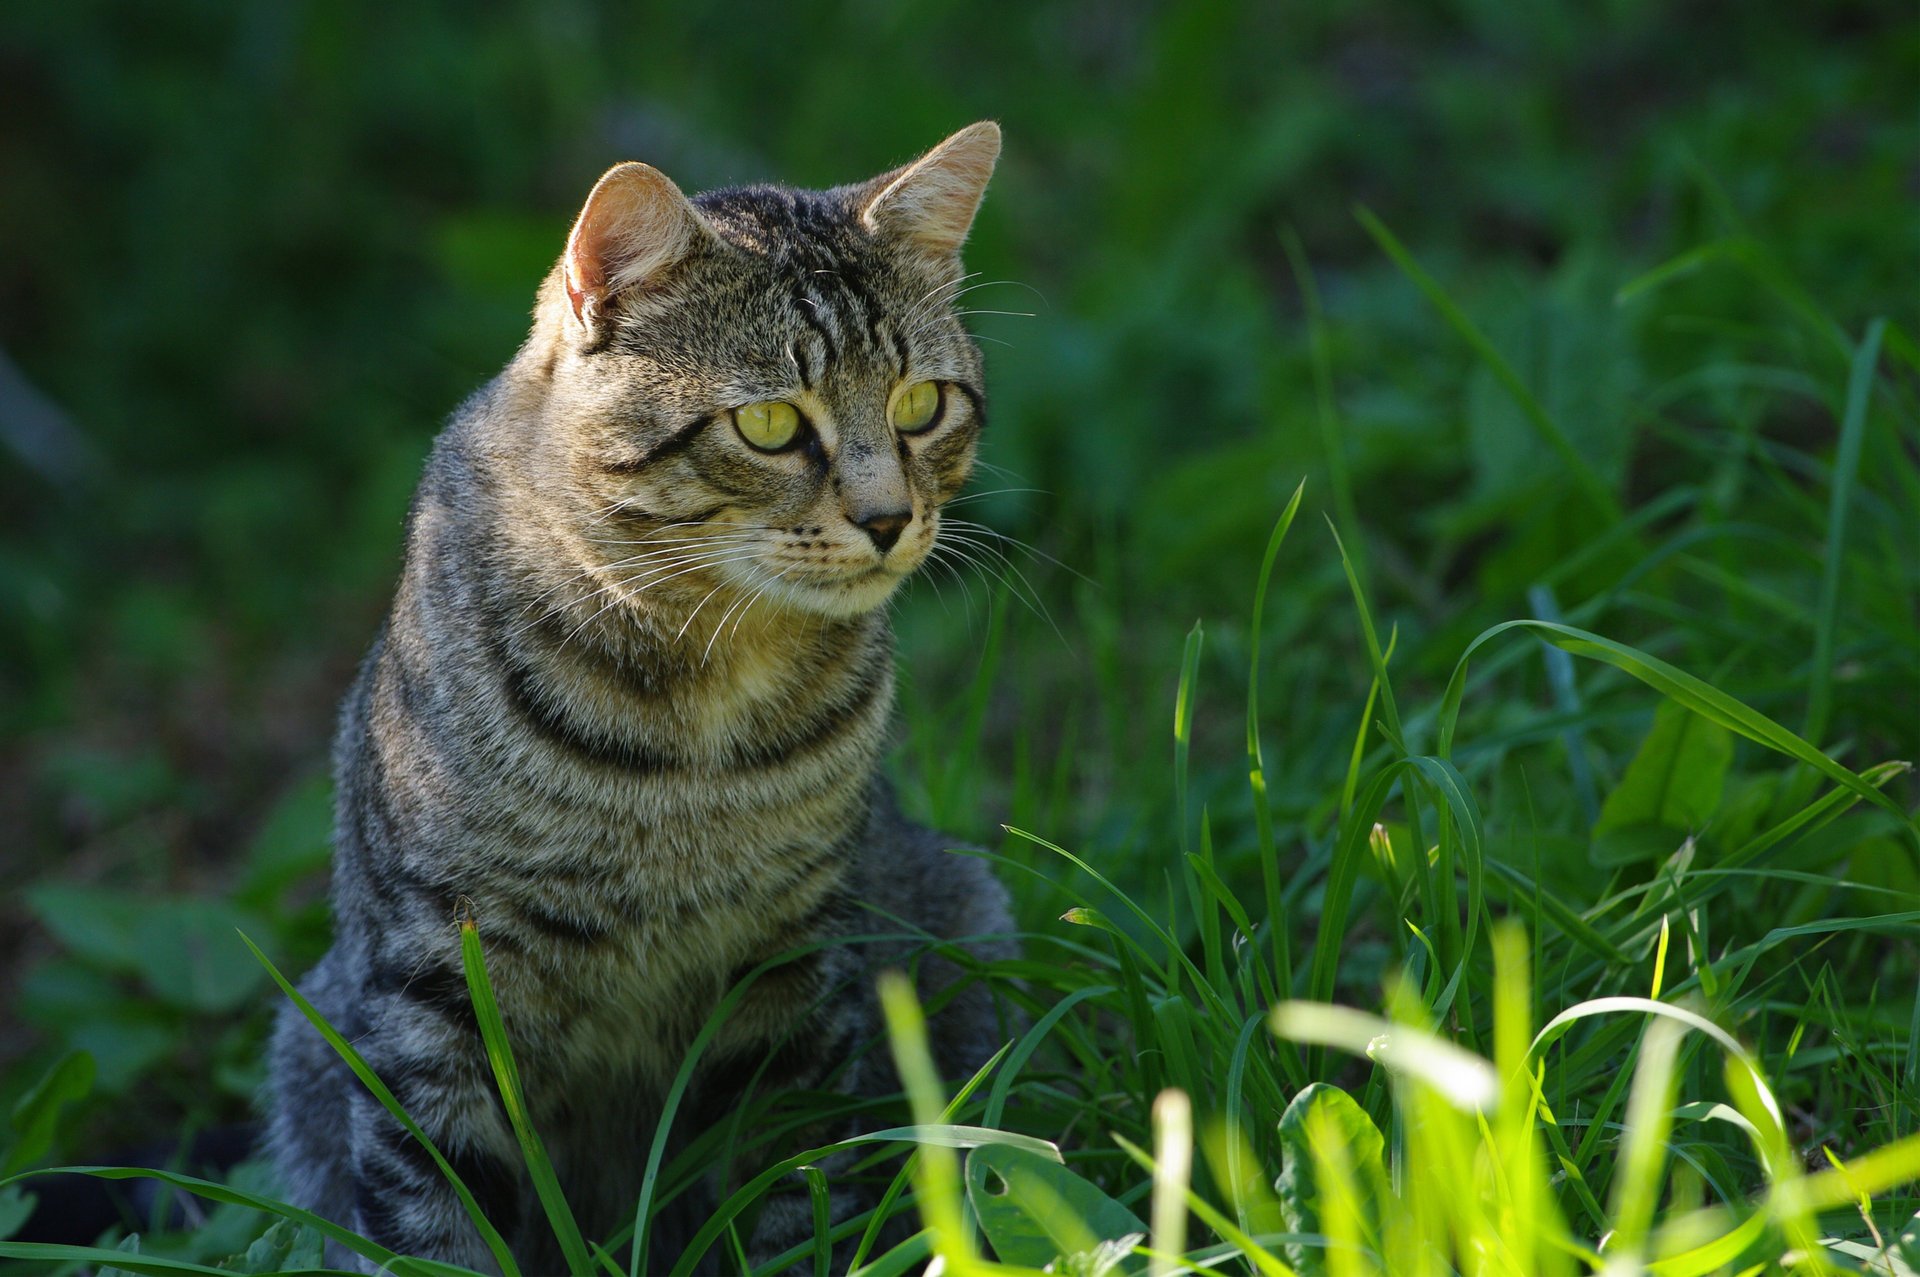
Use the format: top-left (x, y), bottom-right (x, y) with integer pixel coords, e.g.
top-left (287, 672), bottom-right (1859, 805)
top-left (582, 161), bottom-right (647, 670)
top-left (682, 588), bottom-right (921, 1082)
top-left (2, 0), bottom-right (1914, 1182)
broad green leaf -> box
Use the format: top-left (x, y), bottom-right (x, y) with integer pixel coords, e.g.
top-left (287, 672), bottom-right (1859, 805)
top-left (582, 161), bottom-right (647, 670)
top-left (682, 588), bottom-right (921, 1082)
top-left (4, 1050), bottom-right (94, 1176)
top-left (1273, 1084), bottom-right (1386, 1276)
top-left (1592, 702), bottom-right (1733, 864)
top-left (224, 1219), bottom-right (325, 1275)
top-left (966, 1144), bottom-right (1145, 1272)
top-left (0, 1188), bottom-right (34, 1242)
top-left (236, 774), bottom-right (334, 902)
top-left (100, 1231), bottom-right (142, 1277)
top-left (26, 887), bottom-right (269, 1013)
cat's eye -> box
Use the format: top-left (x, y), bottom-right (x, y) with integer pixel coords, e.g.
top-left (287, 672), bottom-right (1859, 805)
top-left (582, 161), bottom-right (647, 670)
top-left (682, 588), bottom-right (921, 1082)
top-left (733, 400), bottom-right (802, 451)
top-left (892, 381), bottom-right (943, 433)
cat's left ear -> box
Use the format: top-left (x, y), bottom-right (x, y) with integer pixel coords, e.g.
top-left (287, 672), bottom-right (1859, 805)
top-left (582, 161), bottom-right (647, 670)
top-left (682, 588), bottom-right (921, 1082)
top-left (563, 162), bottom-right (715, 335)
top-left (859, 121), bottom-right (1001, 259)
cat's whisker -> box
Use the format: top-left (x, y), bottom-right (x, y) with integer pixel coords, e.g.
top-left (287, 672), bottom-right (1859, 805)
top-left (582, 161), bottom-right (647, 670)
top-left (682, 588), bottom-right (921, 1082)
top-left (589, 532), bottom-right (765, 550)
top-left (944, 277), bottom-right (1047, 307)
top-left (515, 542), bottom-right (760, 622)
top-left (925, 538), bottom-right (996, 604)
top-left (903, 297), bottom-right (1037, 346)
top-left (941, 517), bottom-right (1093, 585)
top-left (556, 577), bottom-right (646, 653)
top-left (518, 546), bottom-right (769, 642)
top-left (926, 540), bottom-right (1020, 626)
top-left (613, 550), bottom-right (768, 599)
top-left (898, 275), bottom-right (1040, 335)
top-left (904, 270), bottom-right (982, 317)
top-left (557, 549), bottom-right (769, 652)
top-left (675, 574), bottom-right (741, 644)
top-left (582, 500), bottom-right (692, 529)
top-left (581, 496), bottom-right (647, 527)
top-left (920, 543), bottom-right (977, 614)
top-left (939, 486), bottom-right (1049, 508)
top-left (932, 530), bottom-right (1066, 644)
top-left (588, 517), bottom-right (778, 544)
top-left (906, 559), bottom-right (952, 618)
top-left (704, 566), bottom-right (789, 665)
top-left (707, 584), bottom-right (767, 664)
top-left (967, 457), bottom-right (1030, 483)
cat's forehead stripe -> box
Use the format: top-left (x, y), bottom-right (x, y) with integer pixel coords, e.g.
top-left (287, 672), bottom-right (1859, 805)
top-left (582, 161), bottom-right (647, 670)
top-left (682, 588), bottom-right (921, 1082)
top-left (789, 269), bottom-right (899, 382)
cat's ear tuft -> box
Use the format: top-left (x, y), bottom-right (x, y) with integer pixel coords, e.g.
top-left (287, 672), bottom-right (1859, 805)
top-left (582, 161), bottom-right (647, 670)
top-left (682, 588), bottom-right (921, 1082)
top-left (859, 121), bottom-right (1001, 259)
top-left (563, 162), bottom-right (711, 331)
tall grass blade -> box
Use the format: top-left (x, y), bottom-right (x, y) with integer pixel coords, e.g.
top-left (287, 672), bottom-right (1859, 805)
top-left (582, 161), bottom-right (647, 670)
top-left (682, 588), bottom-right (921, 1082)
top-left (1604, 1017), bottom-right (1685, 1273)
top-left (0, 1164), bottom-right (443, 1277)
top-left (1356, 205), bottom-right (1623, 523)
top-left (1174, 618), bottom-right (1203, 858)
top-left (458, 922), bottom-right (594, 1277)
top-left (878, 972), bottom-right (972, 1270)
top-left (238, 931), bottom-right (521, 1277)
top-left (1280, 228), bottom-right (1365, 588)
top-left (1271, 1002), bottom-right (1498, 1112)
top-left (1248, 481), bottom-right (1307, 1004)
top-left (1149, 1089), bottom-right (1192, 1277)
top-left (1803, 316), bottom-right (1887, 750)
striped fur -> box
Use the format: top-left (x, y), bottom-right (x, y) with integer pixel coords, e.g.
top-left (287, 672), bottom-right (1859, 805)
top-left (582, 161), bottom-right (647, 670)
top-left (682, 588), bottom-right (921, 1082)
top-left (266, 124), bottom-right (1014, 1274)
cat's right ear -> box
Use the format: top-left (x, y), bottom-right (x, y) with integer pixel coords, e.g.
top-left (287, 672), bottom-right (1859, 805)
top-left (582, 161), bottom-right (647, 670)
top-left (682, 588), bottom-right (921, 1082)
top-left (859, 121), bottom-right (1001, 261)
top-left (562, 163), bottom-right (712, 339)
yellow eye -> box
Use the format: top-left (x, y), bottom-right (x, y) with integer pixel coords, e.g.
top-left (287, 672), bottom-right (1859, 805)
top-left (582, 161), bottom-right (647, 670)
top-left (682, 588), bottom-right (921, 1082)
top-left (892, 380), bottom-right (943, 433)
top-left (733, 400), bottom-right (802, 451)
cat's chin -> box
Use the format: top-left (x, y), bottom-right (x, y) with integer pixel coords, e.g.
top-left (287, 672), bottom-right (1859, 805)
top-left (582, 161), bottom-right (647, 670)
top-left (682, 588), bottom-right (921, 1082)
top-left (751, 565), bottom-right (910, 619)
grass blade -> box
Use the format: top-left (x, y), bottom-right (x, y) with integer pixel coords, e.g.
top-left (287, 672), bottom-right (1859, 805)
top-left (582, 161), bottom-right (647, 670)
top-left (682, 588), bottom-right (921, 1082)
top-left (239, 931), bottom-right (521, 1277)
top-left (459, 921), bottom-right (593, 1277)
top-left (1355, 204), bottom-right (1623, 523)
top-left (1174, 617), bottom-right (1203, 858)
top-left (1248, 480), bottom-right (1307, 1004)
top-left (877, 973), bottom-right (971, 1271)
top-left (1437, 619), bottom-right (1913, 831)
top-left (1606, 1016), bottom-right (1686, 1270)
top-left (1149, 1089), bottom-right (1192, 1277)
top-left (1803, 316), bottom-right (1887, 749)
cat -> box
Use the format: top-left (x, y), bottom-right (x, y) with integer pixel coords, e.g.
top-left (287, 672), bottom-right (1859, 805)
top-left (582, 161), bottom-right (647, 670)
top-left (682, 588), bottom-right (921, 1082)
top-left (265, 122), bottom-right (1015, 1275)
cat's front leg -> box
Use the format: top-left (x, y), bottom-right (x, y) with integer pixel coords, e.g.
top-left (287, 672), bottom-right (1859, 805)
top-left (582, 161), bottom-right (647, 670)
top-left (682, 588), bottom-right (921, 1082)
top-left (697, 947), bottom-right (892, 1273)
top-left (342, 980), bottom-right (527, 1274)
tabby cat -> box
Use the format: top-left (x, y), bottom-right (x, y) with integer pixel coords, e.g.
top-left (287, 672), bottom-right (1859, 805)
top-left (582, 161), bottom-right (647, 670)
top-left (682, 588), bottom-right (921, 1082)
top-left (265, 122), bottom-right (1015, 1275)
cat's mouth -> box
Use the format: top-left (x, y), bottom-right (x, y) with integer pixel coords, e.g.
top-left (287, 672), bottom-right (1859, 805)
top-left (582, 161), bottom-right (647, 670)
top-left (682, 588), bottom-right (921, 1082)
top-left (747, 559), bottom-right (913, 618)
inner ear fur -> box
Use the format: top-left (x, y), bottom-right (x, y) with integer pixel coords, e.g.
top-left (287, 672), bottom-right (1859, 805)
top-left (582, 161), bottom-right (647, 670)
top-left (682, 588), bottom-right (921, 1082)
top-left (563, 162), bottom-right (714, 332)
top-left (859, 121), bottom-right (1001, 258)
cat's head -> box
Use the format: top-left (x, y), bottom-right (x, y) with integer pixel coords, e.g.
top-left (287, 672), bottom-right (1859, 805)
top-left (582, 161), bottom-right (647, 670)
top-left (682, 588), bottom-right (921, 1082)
top-left (528, 122), bottom-right (1000, 623)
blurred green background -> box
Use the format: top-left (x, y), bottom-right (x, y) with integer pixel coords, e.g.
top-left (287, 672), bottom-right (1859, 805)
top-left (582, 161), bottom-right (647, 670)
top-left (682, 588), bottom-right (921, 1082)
top-left (1, 0), bottom-right (1913, 1173)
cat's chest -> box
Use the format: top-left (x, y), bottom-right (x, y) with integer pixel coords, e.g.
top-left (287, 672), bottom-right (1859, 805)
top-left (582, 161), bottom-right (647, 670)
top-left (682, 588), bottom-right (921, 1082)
top-left (510, 895), bottom-right (824, 1086)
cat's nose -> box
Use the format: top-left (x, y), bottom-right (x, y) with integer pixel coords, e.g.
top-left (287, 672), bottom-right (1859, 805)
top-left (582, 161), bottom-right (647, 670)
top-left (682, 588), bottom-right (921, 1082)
top-left (852, 508), bottom-right (912, 554)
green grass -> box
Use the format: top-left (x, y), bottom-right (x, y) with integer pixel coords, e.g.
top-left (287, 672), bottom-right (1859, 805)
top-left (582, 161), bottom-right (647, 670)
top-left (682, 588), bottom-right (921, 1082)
top-left (2, 2), bottom-right (1917, 1274)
